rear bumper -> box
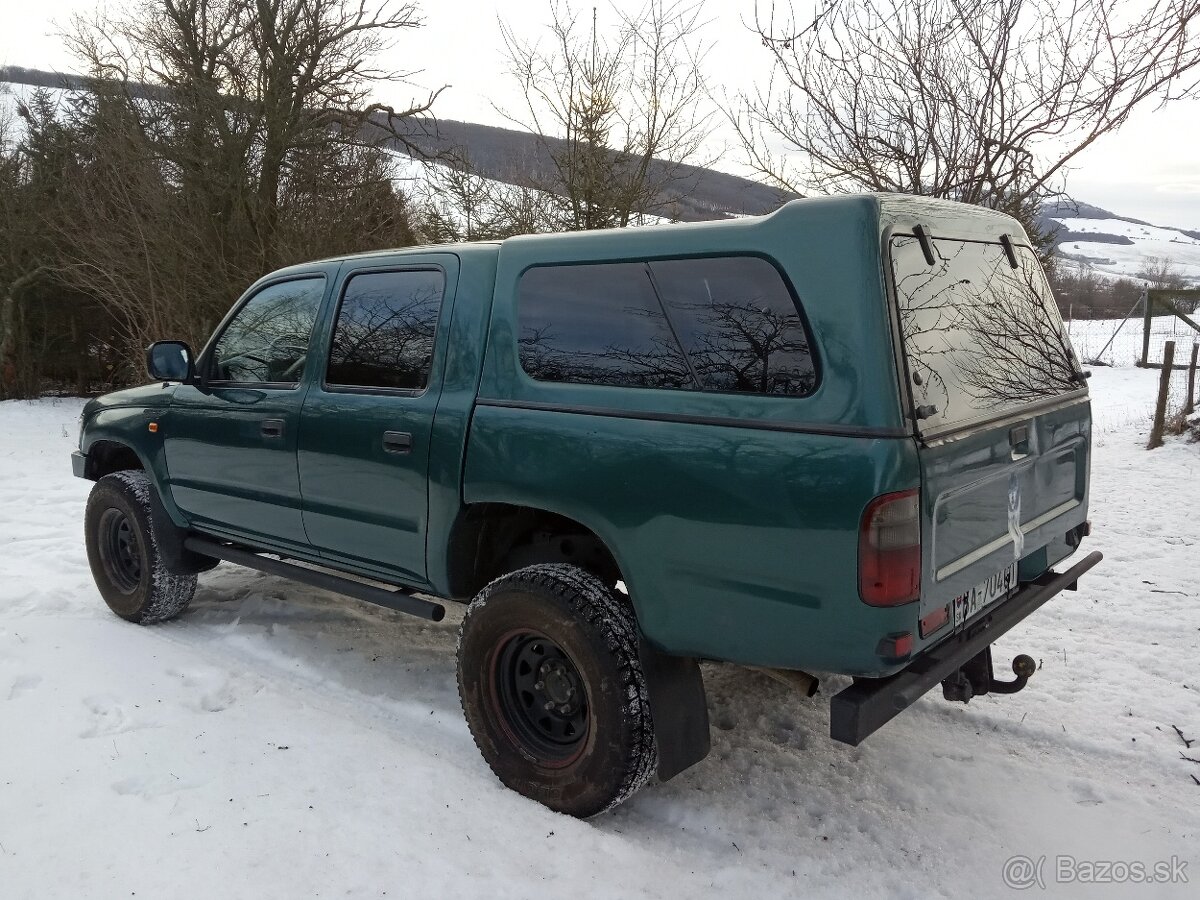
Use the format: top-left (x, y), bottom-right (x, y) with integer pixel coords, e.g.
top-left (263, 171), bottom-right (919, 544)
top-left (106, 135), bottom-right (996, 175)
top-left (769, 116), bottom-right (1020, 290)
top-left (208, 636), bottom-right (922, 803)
top-left (71, 450), bottom-right (87, 479)
top-left (830, 550), bottom-right (1103, 745)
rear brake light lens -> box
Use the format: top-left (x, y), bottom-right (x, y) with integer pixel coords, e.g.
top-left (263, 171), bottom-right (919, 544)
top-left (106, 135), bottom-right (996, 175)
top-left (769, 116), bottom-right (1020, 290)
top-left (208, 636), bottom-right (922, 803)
top-left (859, 489), bottom-right (921, 606)
top-left (877, 631), bottom-right (914, 661)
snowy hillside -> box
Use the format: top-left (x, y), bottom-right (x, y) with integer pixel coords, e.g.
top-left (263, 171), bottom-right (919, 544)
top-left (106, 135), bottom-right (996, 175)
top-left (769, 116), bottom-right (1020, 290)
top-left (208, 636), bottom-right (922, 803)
top-left (2, 363), bottom-right (1198, 898)
top-left (1050, 214), bottom-right (1200, 285)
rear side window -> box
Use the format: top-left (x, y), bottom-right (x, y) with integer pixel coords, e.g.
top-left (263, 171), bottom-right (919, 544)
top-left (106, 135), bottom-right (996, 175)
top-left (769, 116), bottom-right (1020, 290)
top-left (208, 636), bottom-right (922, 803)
top-left (326, 269), bottom-right (444, 391)
top-left (517, 263), bottom-right (693, 389)
top-left (517, 257), bottom-right (816, 395)
top-left (649, 257), bottom-right (816, 396)
top-left (890, 236), bottom-right (1081, 434)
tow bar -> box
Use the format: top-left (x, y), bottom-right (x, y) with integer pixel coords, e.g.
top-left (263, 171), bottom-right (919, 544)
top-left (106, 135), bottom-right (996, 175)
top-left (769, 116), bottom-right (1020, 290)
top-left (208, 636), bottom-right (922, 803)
top-left (830, 550), bottom-right (1103, 745)
top-left (942, 646), bottom-right (1038, 702)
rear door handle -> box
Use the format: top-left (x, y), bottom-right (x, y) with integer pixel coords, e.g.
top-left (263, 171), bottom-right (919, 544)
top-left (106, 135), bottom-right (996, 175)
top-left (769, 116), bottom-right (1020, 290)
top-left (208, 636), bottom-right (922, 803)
top-left (383, 431), bottom-right (413, 454)
top-left (261, 418), bottom-right (285, 439)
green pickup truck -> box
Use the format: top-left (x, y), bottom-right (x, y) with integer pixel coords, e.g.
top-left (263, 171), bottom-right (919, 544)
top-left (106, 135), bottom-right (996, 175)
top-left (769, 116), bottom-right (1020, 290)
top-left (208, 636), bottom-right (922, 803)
top-left (73, 194), bottom-right (1100, 816)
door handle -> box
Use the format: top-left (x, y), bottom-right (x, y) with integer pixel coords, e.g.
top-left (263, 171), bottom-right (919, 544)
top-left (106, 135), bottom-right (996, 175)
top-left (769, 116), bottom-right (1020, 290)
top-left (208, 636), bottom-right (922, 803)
top-left (382, 431), bottom-right (413, 454)
top-left (261, 418), bottom-right (285, 438)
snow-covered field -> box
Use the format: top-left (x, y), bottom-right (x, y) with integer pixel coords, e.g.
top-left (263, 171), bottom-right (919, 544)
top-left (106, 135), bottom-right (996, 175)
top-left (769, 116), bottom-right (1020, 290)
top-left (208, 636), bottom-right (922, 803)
top-left (1, 368), bottom-right (1198, 899)
top-left (1052, 215), bottom-right (1200, 285)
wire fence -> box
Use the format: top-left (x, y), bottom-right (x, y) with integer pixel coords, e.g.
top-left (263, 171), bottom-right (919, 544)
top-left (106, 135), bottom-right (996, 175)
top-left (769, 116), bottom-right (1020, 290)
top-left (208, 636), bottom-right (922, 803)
top-left (1066, 315), bottom-right (1200, 368)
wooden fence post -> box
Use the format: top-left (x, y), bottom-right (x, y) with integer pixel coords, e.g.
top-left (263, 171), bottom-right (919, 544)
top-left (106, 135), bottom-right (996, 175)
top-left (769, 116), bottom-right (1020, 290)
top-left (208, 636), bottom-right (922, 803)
top-left (1148, 340), bottom-right (1176, 449)
top-left (1186, 343), bottom-right (1199, 417)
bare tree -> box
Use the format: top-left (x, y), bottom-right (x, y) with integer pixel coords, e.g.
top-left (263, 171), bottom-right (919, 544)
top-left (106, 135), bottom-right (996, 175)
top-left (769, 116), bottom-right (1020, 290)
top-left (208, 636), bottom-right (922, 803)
top-left (736, 0), bottom-right (1200, 250)
top-left (1138, 254), bottom-right (1188, 289)
top-left (499, 0), bottom-right (713, 229)
top-left (25, 0), bottom-right (434, 371)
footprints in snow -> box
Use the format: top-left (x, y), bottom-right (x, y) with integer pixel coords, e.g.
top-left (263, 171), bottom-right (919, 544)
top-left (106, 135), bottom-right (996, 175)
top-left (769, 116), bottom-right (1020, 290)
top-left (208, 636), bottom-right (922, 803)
top-left (6, 673), bottom-right (41, 700)
top-left (78, 669), bottom-right (259, 799)
top-left (78, 669), bottom-right (256, 742)
top-left (79, 695), bottom-right (148, 739)
top-left (166, 666), bottom-right (255, 713)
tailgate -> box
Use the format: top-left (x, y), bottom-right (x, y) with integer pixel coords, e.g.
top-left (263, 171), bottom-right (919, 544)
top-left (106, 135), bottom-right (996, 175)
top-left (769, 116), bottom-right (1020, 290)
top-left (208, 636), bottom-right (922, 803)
top-left (918, 399), bottom-right (1090, 619)
top-left (887, 230), bottom-right (1091, 629)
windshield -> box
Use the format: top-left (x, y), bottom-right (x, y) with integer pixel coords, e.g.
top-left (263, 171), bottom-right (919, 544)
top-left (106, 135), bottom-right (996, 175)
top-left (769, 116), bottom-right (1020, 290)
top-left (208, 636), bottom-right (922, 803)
top-left (890, 235), bottom-right (1082, 435)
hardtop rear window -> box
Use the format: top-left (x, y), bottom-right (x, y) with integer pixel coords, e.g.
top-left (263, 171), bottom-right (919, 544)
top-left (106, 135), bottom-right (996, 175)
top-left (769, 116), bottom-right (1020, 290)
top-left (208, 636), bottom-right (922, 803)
top-left (890, 235), bottom-right (1082, 434)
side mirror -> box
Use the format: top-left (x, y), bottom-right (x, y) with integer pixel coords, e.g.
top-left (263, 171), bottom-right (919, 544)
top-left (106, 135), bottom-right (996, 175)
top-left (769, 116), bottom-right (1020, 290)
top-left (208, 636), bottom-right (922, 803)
top-left (146, 341), bottom-right (195, 382)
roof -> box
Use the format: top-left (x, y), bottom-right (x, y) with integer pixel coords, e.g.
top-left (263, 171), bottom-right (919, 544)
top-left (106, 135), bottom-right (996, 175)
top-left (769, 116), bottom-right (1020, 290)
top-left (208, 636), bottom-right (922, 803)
top-left (278, 193), bottom-right (1027, 273)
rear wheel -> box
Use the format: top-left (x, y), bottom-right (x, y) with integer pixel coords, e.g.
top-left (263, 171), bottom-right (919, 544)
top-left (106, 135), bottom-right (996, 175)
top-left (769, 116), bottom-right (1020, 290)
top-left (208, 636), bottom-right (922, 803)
top-left (456, 564), bottom-right (657, 817)
top-left (85, 471), bottom-right (197, 624)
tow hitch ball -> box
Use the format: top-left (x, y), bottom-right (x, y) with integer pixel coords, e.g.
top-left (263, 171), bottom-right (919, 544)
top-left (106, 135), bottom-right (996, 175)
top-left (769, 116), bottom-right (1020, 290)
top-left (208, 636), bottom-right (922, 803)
top-left (942, 647), bottom-right (1037, 703)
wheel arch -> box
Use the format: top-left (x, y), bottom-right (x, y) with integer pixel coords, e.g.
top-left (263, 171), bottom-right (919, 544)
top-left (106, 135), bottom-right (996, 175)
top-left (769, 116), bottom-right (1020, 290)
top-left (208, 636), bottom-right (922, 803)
top-left (80, 435), bottom-right (212, 574)
top-left (444, 502), bottom-right (627, 603)
top-left (444, 501), bottom-right (712, 783)
top-left (82, 439), bottom-right (146, 480)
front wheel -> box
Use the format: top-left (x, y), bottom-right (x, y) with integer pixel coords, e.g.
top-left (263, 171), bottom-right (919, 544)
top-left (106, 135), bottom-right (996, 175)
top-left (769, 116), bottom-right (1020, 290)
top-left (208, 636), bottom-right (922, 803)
top-left (84, 471), bottom-right (197, 624)
top-left (456, 564), bottom-right (657, 817)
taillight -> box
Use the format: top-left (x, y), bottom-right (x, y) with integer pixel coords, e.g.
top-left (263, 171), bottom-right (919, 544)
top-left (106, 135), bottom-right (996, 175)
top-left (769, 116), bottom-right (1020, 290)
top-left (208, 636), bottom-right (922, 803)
top-left (859, 489), bottom-right (921, 606)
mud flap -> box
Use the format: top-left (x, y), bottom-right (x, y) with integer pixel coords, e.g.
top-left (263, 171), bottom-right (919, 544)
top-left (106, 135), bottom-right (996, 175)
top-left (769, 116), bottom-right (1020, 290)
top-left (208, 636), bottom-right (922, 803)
top-left (146, 485), bottom-right (219, 575)
top-left (638, 638), bottom-right (710, 781)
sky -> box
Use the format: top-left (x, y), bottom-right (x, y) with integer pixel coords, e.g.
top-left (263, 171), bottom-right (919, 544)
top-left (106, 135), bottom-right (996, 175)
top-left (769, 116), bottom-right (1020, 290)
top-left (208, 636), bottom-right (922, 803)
top-left (2, 0), bottom-right (1199, 231)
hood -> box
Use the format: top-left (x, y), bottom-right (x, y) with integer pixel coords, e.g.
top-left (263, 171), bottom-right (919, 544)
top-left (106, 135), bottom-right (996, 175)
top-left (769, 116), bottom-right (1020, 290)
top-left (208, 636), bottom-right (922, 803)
top-left (82, 382), bottom-right (177, 419)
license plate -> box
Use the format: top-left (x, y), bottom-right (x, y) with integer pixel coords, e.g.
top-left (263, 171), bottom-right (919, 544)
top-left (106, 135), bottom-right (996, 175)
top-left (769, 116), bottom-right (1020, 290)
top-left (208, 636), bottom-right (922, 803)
top-left (953, 563), bottom-right (1017, 627)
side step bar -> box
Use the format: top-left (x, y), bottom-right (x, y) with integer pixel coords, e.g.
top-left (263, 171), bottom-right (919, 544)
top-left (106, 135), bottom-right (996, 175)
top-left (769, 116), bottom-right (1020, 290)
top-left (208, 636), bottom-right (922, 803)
top-left (830, 550), bottom-right (1103, 745)
top-left (183, 536), bottom-right (446, 622)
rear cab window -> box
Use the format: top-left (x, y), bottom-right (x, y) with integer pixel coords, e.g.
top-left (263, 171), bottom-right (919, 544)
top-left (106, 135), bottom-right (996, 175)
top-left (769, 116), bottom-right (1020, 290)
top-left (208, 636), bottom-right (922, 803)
top-left (325, 269), bottom-right (445, 391)
top-left (517, 256), bottom-right (816, 396)
top-left (889, 235), bottom-right (1083, 435)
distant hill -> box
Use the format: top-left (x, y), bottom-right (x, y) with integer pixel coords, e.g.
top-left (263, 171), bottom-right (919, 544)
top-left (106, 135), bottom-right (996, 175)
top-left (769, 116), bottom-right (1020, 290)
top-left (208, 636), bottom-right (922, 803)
top-left (1, 65), bottom-right (795, 223)
top-left (2, 65), bottom-right (1194, 278)
top-left (376, 114), bottom-right (796, 221)
top-left (1041, 203), bottom-right (1200, 285)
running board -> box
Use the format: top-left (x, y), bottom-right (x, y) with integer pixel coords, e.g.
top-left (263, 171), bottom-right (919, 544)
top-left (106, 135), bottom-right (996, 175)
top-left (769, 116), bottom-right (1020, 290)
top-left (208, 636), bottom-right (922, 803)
top-left (183, 536), bottom-right (445, 622)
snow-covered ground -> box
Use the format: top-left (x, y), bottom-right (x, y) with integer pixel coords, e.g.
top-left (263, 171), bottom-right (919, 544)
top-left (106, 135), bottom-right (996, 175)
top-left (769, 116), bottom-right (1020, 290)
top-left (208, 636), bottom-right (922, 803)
top-left (1, 370), bottom-right (1198, 898)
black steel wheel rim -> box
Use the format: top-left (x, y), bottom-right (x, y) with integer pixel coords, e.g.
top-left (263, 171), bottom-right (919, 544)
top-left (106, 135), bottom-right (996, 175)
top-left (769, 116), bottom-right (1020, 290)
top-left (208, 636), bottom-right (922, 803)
top-left (99, 508), bottom-right (143, 594)
top-left (495, 632), bottom-right (589, 762)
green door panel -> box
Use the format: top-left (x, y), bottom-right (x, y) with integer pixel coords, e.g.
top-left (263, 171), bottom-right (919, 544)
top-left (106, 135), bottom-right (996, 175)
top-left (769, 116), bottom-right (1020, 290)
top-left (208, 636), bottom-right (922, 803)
top-left (297, 390), bottom-right (435, 579)
top-left (164, 385), bottom-right (311, 549)
top-left (463, 404), bottom-right (922, 676)
top-left (160, 266), bottom-right (338, 551)
top-left (296, 254), bottom-right (461, 583)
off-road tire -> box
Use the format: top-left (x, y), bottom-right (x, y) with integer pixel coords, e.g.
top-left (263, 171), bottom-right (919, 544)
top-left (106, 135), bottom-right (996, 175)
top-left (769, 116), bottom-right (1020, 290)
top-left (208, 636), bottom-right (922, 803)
top-left (85, 470), bottom-right (197, 624)
top-left (456, 564), bottom-right (657, 817)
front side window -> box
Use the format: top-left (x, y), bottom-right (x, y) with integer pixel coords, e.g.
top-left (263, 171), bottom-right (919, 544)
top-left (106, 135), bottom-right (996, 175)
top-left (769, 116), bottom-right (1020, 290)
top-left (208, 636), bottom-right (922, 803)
top-left (211, 277), bottom-right (325, 384)
top-left (649, 257), bottom-right (816, 396)
top-left (517, 263), bottom-right (693, 389)
top-left (891, 236), bottom-right (1081, 434)
top-left (326, 270), bottom-right (444, 391)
